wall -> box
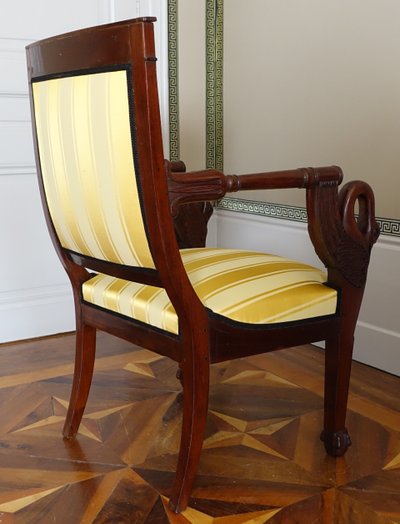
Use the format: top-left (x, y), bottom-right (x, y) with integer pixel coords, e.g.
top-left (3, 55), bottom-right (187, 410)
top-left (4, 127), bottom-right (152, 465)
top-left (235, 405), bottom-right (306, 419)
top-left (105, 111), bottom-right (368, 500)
top-left (224, 0), bottom-right (400, 220)
top-left (0, 0), bottom-right (168, 342)
top-left (177, 0), bottom-right (207, 170)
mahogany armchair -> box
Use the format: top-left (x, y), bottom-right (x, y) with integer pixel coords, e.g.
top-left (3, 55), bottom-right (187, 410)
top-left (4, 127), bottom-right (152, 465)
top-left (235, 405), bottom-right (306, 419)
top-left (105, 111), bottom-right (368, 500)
top-left (26, 18), bottom-right (379, 513)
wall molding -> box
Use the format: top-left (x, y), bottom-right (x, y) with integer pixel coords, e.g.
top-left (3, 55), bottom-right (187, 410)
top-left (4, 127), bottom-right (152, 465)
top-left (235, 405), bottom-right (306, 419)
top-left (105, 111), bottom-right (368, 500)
top-left (0, 284), bottom-right (71, 310)
top-left (0, 92), bottom-right (28, 99)
top-left (217, 196), bottom-right (400, 238)
top-left (167, 0), bottom-right (179, 161)
top-left (376, 217), bottom-right (400, 238)
top-left (0, 164), bottom-right (36, 176)
top-left (217, 197), bottom-right (307, 223)
top-left (0, 37), bottom-right (33, 48)
top-left (206, 0), bottom-right (223, 170)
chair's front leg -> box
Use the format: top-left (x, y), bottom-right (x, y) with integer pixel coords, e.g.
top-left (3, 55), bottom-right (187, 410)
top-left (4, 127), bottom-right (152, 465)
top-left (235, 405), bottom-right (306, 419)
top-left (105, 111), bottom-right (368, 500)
top-left (321, 282), bottom-right (364, 456)
top-left (322, 335), bottom-right (353, 456)
top-left (306, 176), bottom-right (379, 457)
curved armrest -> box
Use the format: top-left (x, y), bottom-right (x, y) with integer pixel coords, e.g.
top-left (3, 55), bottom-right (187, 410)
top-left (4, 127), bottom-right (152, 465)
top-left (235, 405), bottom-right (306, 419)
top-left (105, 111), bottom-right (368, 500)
top-left (166, 161), bottom-right (379, 287)
top-left (166, 161), bottom-right (343, 216)
top-left (228, 165), bottom-right (343, 191)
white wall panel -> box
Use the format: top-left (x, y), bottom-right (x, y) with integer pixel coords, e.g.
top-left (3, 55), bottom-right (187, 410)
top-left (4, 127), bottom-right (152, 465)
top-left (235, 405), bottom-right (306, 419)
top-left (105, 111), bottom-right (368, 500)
top-left (0, 39), bottom-right (36, 176)
top-left (0, 39), bottom-right (31, 92)
top-left (0, 95), bottom-right (30, 122)
top-left (0, 1), bottom-right (105, 40)
top-left (0, 0), bottom-right (169, 342)
top-left (0, 123), bottom-right (34, 166)
top-left (0, 174), bottom-right (74, 341)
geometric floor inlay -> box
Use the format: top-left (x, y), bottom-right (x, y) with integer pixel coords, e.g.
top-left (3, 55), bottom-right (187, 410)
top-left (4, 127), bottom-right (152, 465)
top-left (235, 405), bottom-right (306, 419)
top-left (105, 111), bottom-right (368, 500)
top-left (0, 332), bottom-right (399, 523)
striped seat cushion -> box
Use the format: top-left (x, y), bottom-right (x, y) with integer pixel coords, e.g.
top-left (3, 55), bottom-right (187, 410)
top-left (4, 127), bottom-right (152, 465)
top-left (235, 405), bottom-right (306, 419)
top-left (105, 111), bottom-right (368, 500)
top-left (82, 248), bottom-right (337, 335)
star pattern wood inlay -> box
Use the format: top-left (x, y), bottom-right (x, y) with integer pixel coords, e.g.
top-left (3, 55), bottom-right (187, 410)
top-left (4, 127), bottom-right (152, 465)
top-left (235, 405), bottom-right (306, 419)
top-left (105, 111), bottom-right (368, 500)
top-left (0, 332), bottom-right (399, 523)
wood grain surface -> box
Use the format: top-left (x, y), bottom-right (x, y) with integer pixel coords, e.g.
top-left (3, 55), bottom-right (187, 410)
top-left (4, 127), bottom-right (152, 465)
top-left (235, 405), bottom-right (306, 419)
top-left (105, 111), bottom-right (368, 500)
top-left (0, 332), bottom-right (398, 523)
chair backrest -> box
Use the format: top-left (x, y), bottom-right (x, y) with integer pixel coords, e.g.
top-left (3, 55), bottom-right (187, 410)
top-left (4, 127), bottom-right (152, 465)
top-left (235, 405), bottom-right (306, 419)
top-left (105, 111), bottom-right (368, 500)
top-left (32, 68), bottom-right (155, 268)
top-left (27, 18), bottom-right (181, 280)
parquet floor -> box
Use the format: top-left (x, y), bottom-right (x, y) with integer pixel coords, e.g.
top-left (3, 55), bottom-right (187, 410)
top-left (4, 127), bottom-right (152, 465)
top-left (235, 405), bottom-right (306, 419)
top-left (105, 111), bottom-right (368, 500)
top-left (0, 333), bottom-right (399, 523)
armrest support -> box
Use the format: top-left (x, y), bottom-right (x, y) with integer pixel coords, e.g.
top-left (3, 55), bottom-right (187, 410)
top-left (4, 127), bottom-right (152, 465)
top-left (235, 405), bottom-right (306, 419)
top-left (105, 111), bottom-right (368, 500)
top-left (306, 173), bottom-right (380, 288)
top-left (166, 160), bottom-right (214, 248)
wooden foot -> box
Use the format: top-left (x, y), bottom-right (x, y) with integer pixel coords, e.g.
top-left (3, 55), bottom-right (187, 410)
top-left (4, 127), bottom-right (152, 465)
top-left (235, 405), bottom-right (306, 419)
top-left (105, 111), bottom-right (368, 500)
top-left (320, 428), bottom-right (352, 457)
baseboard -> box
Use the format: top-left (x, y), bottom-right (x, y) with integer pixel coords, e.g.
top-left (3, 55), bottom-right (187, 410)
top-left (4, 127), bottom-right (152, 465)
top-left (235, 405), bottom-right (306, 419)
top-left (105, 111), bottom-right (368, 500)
top-left (0, 284), bottom-right (74, 343)
top-left (214, 207), bottom-right (400, 376)
top-left (355, 321), bottom-right (400, 376)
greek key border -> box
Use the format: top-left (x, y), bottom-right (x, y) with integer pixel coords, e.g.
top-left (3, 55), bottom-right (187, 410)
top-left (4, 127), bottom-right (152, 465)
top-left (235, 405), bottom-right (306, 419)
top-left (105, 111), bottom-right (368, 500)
top-left (376, 216), bottom-right (400, 237)
top-left (217, 197), bottom-right (400, 238)
top-left (217, 197), bottom-right (307, 223)
top-left (206, 0), bottom-right (224, 170)
top-left (168, 0), bottom-right (179, 161)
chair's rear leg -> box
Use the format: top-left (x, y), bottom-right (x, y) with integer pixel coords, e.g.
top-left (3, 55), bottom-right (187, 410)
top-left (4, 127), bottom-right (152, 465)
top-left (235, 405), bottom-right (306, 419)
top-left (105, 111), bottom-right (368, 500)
top-left (63, 322), bottom-right (96, 439)
top-left (169, 354), bottom-right (210, 513)
top-left (321, 327), bottom-right (353, 456)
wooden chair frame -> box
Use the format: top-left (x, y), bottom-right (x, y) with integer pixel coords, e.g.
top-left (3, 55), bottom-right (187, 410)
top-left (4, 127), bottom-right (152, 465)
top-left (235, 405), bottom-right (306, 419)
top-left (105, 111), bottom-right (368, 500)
top-left (26, 18), bottom-right (379, 513)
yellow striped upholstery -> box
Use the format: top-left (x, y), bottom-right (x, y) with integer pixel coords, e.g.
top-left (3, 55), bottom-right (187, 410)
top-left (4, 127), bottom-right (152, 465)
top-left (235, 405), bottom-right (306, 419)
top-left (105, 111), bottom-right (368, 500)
top-left (82, 248), bottom-right (338, 334)
top-left (32, 70), bottom-right (154, 268)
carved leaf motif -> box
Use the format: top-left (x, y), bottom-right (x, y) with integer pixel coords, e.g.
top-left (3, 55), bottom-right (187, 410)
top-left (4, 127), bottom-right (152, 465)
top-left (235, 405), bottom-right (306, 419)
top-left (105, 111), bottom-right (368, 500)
top-left (174, 202), bottom-right (213, 249)
top-left (334, 233), bottom-right (370, 288)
